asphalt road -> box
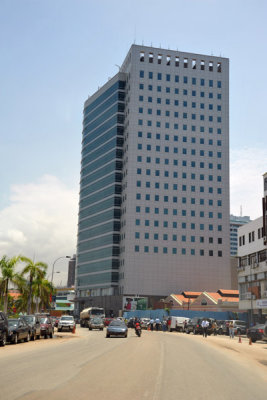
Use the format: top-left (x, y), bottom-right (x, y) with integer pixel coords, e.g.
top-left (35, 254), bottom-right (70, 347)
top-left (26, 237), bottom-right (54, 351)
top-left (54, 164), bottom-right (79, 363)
top-left (1, 326), bottom-right (267, 400)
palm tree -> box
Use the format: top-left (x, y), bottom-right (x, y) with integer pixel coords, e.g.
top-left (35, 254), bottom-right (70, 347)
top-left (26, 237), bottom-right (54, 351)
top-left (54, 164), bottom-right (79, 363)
top-left (0, 255), bottom-right (21, 313)
top-left (20, 256), bottom-right (48, 314)
top-left (32, 271), bottom-right (54, 313)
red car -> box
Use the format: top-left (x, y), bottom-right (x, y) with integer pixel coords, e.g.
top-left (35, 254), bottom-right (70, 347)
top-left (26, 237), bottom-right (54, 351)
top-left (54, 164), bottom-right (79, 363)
top-left (104, 318), bottom-right (113, 327)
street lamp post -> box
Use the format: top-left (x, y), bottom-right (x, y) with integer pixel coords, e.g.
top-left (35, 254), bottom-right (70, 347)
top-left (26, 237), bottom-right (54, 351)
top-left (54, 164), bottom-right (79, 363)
top-left (51, 256), bottom-right (71, 284)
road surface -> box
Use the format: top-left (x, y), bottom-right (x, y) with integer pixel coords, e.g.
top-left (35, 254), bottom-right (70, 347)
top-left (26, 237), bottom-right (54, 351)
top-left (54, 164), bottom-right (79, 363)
top-left (0, 326), bottom-right (266, 400)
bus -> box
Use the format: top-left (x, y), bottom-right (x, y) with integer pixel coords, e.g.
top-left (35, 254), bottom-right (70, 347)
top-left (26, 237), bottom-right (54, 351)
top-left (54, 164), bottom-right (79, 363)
top-left (80, 307), bottom-right (105, 328)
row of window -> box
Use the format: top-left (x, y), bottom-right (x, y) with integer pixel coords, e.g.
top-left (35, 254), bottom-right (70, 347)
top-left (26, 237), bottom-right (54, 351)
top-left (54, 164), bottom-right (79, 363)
top-left (134, 245), bottom-right (223, 256)
top-left (135, 207), bottom-right (222, 218)
top-left (139, 51), bottom-right (222, 73)
top-left (139, 83), bottom-right (222, 99)
top-left (137, 132), bottom-right (222, 145)
top-left (136, 173), bottom-right (222, 182)
top-left (135, 161), bottom-right (223, 171)
top-left (139, 71), bottom-right (222, 87)
top-left (139, 96), bottom-right (222, 110)
top-left (135, 219), bottom-right (222, 231)
top-left (137, 147), bottom-right (222, 156)
top-left (134, 233), bottom-right (222, 243)
top-left (135, 195), bottom-right (222, 207)
top-left (137, 120), bottom-right (222, 133)
top-left (136, 184), bottom-right (222, 195)
top-left (239, 227), bottom-right (264, 246)
top-left (138, 108), bottom-right (222, 122)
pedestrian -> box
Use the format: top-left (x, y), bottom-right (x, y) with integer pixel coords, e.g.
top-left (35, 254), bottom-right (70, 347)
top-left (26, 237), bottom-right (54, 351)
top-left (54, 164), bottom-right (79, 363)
top-left (229, 321), bottom-right (235, 338)
top-left (212, 320), bottom-right (218, 336)
top-left (149, 318), bottom-right (154, 331)
top-left (162, 319), bottom-right (167, 332)
top-left (201, 318), bottom-right (209, 338)
top-left (155, 318), bottom-right (160, 331)
top-left (183, 319), bottom-right (188, 333)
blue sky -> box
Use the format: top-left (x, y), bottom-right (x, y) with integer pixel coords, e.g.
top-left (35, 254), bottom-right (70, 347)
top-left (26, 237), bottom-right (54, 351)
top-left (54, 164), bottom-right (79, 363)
top-left (0, 0), bottom-right (266, 283)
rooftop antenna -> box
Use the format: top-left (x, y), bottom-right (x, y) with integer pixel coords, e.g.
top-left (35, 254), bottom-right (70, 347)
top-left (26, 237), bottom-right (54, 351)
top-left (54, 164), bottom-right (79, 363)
top-left (115, 64), bottom-right (120, 71)
top-left (142, 39), bottom-right (144, 45)
top-left (240, 205), bottom-right (243, 217)
top-left (159, 43), bottom-right (161, 48)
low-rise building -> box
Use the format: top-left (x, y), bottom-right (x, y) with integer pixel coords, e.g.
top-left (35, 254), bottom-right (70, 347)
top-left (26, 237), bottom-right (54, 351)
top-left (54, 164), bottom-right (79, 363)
top-left (237, 173), bottom-right (267, 324)
top-left (165, 289), bottom-right (239, 312)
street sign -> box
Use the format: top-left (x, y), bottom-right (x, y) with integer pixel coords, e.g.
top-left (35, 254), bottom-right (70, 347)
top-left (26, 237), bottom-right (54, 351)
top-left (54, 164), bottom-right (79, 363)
top-left (256, 299), bottom-right (267, 308)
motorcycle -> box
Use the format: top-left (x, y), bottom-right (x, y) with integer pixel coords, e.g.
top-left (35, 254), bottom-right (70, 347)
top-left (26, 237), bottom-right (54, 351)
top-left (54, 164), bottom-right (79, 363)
top-left (135, 325), bottom-right (142, 337)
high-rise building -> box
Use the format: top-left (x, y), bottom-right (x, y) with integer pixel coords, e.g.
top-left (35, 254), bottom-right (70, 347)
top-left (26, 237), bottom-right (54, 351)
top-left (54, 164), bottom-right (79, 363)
top-left (230, 215), bottom-right (250, 256)
top-left (76, 45), bottom-right (231, 312)
top-left (67, 254), bottom-right (76, 287)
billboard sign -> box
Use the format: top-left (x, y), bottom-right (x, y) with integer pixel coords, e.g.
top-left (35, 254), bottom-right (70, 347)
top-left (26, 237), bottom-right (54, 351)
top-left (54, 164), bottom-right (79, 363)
top-left (256, 299), bottom-right (267, 309)
top-left (123, 296), bottom-right (148, 311)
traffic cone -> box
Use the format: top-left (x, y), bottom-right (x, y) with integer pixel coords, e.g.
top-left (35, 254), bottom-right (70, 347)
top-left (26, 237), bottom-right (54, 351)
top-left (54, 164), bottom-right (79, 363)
top-left (72, 325), bottom-right (76, 334)
top-left (238, 335), bottom-right (242, 343)
top-left (249, 337), bottom-right (252, 345)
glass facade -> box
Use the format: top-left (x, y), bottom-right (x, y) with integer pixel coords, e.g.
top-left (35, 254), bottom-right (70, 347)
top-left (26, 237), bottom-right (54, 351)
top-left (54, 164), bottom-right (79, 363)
top-left (76, 75), bottom-right (125, 296)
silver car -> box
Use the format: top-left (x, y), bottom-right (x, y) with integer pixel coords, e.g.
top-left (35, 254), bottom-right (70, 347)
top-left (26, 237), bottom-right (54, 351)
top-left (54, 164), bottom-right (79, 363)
top-left (106, 320), bottom-right (128, 338)
top-left (88, 317), bottom-right (104, 331)
top-left (57, 316), bottom-right (75, 332)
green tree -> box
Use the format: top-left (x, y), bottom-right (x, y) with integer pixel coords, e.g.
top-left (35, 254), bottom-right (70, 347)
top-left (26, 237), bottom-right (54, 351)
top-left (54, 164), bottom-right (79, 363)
top-left (32, 271), bottom-right (54, 313)
top-left (20, 256), bottom-right (48, 314)
top-left (0, 255), bottom-right (21, 313)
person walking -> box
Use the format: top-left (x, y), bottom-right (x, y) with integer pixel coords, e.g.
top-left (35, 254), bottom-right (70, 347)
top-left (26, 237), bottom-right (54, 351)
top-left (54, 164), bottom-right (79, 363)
top-left (149, 318), bottom-right (154, 331)
top-left (229, 321), bottom-right (235, 338)
top-left (162, 319), bottom-right (167, 332)
top-left (155, 318), bottom-right (161, 331)
top-left (201, 318), bottom-right (209, 338)
top-left (212, 320), bottom-right (218, 336)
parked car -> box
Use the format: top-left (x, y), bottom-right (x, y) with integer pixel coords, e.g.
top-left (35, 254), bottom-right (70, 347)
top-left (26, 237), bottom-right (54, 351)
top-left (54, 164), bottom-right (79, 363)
top-left (88, 317), bottom-right (104, 331)
top-left (216, 320), bottom-right (226, 335)
top-left (167, 316), bottom-right (190, 332)
top-left (57, 316), bottom-right (75, 332)
top-left (7, 318), bottom-right (31, 344)
top-left (21, 315), bottom-right (41, 340)
top-left (247, 324), bottom-right (265, 343)
top-left (140, 318), bottom-right (150, 329)
top-left (39, 316), bottom-right (54, 338)
top-left (106, 320), bottom-right (128, 338)
top-left (263, 322), bottom-right (267, 341)
top-left (0, 311), bottom-right (8, 347)
top-left (185, 317), bottom-right (214, 335)
top-left (222, 320), bottom-right (247, 335)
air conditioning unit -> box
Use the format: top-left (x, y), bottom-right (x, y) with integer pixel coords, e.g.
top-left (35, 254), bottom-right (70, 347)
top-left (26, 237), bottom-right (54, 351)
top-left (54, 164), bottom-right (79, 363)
top-left (263, 291), bottom-right (267, 298)
top-left (245, 292), bottom-right (252, 300)
top-left (252, 263), bottom-right (259, 268)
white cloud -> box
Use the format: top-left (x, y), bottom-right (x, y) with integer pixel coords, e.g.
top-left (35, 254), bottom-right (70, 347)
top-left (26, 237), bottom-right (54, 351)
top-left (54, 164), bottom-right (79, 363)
top-left (0, 175), bottom-right (78, 286)
top-left (230, 147), bottom-right (267, 220)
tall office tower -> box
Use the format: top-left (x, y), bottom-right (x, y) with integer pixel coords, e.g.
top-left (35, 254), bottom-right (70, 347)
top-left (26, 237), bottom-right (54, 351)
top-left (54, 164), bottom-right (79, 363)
top-left (76, 45), bottom-right (231, 311)
top-left (230, 215), bottom-right (250, 256)
top-left (67, 254), bottom-right (76, 287)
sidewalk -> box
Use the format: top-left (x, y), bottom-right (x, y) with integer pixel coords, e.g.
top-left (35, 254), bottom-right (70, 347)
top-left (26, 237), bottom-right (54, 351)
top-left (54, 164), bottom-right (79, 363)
top-left (174, 331), bottom-right (267, 376)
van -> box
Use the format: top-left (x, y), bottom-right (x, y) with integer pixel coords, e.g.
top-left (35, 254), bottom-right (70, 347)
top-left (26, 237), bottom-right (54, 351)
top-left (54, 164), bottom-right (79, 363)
top-left (168, 316), bottom-right (190, 332)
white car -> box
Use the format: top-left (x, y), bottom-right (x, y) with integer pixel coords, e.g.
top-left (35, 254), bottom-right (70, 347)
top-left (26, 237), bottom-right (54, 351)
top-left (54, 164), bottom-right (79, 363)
top-left (57, 316), bottom-right (75, 332)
